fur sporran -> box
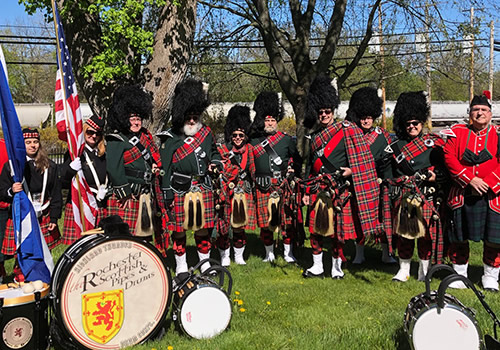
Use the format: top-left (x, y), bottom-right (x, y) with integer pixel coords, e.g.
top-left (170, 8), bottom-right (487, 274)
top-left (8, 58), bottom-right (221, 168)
top-left (231, 187), bottom-right (248, 228)
top-left (267, 191), bottom-right (281, 230)
top-left (183, 187), bottom-right (206, 231)
top-left (313, 191), bottom-right (334, 236)
top-left (135, 193), bottom-right (154, 237)
top-left (394, 192), bottom-right (426, 239)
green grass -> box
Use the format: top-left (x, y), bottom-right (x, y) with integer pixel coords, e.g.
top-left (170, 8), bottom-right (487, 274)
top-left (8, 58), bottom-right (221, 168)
top-left (5, 231), bottom-right (498, 350)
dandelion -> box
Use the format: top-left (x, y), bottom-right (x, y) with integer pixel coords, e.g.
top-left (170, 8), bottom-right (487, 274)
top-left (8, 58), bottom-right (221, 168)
top-left (235, 291), bottom-right (240, 295)
top-left (266, 301), bottom-right (271, 305)
top-left (238, 300), bottom-right (243, 305)
top-left (167, 346), bottom-right (174, 350)
top-left (240, 307), bottom-right (246, 312)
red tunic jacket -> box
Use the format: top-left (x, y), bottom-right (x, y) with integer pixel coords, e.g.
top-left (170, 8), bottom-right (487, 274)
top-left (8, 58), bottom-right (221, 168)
top-left (443, 123), bottom-right (500, 213)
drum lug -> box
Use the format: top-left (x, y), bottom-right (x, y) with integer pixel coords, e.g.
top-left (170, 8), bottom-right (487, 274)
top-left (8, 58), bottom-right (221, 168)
top-left (35, 291), bottom-right (41, 311)
top-left (0, 297), bottom-right (3, 318)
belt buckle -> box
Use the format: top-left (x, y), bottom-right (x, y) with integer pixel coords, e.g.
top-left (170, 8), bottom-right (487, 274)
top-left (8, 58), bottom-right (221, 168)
top-left (144, 172), bottom-right (153, 182)
top-left (261, 139), bottom-right (269, 147)
top-left (395, 153), bottom-right (405, 164)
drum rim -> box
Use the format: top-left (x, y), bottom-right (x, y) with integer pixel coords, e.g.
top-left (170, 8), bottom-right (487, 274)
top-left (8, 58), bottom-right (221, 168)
top-left (405, 294), bottom-right (483, 350)
top-left (50, 234), bottom-right (172, 349)
top-left (0, 282), bottom-right (50, 306)
top-left (174, 280), bottom-right (232, 339)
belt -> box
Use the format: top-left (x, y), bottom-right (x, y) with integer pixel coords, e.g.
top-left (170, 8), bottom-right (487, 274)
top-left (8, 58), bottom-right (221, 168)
top-left (256, 171), bottom-right (282, 179)
top-left (125, 168), bottom-right (153, 183)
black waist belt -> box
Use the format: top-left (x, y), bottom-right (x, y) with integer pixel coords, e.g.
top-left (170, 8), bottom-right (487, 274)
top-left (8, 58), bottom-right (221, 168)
top-left (125, 168), bottom-right (153, 183)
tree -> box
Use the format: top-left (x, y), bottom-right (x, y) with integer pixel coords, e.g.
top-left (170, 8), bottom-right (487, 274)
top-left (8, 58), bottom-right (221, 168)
top-left (20, 0), bottom-right (198, 132)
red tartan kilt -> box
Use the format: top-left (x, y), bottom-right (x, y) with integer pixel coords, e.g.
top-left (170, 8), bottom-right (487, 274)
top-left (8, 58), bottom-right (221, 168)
top-left (307, 187), bottom-right (358, 241)
top-left (170, 187), bottom-right (216, 232)
top-left (2, 211), bottom-right (61, 255)
top-left (61, 202), bottom-right (107, 245)
top-left (255, 187), bottom-right (293, 228)
top-left (106, 195), bottom-right (142, 234)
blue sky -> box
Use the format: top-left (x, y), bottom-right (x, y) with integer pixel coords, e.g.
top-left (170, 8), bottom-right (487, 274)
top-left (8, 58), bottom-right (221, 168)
top-left (1, 0), bottom-right (32, 23)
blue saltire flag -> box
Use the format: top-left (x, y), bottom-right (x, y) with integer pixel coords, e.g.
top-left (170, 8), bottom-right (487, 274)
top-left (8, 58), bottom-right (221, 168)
top-left (0, 59), bottom-right (54, 283)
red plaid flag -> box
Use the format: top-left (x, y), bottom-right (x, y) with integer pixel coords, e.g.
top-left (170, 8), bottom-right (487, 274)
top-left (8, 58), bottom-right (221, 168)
top-left (53, 2), bottom-right (97, 234)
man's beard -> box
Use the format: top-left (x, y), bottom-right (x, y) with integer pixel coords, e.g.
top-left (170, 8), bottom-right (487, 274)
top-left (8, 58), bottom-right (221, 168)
top-left (183, 121), bottom-right (202, 136)
top-left (264, 125), bottom-right (277, 134)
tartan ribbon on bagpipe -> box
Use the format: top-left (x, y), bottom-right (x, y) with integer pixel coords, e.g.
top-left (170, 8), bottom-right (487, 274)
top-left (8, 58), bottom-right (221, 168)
top-left (399, 134), bottom-right (445, 161)
top-left (387, 175), bottom-right (444, 264)
top-left (252, 131), bottom-right (285, 158)
top-left (173, 126), bottom-right (210, 163)
top-left (123, 130), bottom-right (162, 166)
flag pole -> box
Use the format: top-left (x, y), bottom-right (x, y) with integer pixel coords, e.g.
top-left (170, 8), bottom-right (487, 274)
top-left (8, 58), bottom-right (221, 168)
top-left (51, 0), bottom-right (87, 231)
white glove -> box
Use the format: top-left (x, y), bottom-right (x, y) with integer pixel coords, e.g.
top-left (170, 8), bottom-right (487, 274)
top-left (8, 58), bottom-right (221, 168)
top-left (69, 157), bottom-right (82, 172)
top-left (96, 185), bottom-right (107, 201)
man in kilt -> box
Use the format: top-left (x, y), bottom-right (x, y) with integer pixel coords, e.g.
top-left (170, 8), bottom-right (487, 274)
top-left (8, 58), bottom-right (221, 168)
top-left (60, 114), bottom-right (108, 245)
top-left (387, 91), bottom-right (447, 282)
top-left (249, 91), bottom-right (302, 263)
top-left (106, 85), bottom-right (168, 255)
top-left (159, 78), bottom-right (223, 275)
top-left (345, 87), bottom-right (396, 265)
top-left (216, 105), bottom-right (257, 266)
top-left (0, 128), bottom-right (62, 282)
top-left (302, 75), bottom-right (380, 279)
top-left (443, 91), bottom-right (500, 291)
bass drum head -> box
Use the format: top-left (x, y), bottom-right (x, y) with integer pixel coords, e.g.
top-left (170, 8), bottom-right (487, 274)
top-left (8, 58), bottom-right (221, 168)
top-left (178, 285), bottom-right (232, 339)
top-left (411, 304), bottom-right (481, 350)
top-left (52, 235), bottom-right (172, 350)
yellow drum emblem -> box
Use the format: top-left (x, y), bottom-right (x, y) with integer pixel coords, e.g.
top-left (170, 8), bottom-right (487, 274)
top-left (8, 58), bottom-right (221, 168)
top-left (82, 289), bottom-right (124, 344)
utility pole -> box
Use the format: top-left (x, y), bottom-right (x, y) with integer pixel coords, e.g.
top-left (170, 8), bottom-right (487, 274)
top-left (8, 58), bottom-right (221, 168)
top-left (489, 21), bottom-right (494, 97)
top-left (378, 3), bottom-right (386, 129)
top-left (469, 7), bottom-right (475, 103)
top-left (425, 2), bottom-right (432, 129)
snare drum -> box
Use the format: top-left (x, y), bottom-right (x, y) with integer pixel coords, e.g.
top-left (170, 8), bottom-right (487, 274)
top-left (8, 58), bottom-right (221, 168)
top-left (173, 275), bottom-right (232, 339)
top-left (50, 234), bottom-right (172, 350)
top-left (404, 291), bottom-right (483, 350)
top-left (0, 282), bottom-right (49, 350)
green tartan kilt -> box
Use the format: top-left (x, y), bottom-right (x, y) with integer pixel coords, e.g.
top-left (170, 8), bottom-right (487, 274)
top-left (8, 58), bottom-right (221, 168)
top-left (450, 195), bottom-right (500, 244)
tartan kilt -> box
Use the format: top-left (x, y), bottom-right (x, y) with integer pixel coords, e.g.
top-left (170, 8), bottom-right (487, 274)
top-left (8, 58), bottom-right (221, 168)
top-left (170, 186), bottom-right (216, 232)
top-left (2, 210), bottom-right (61, 255)
top-left (449, 195), bottom-right (500, 245)
top-left (307, 188), bottom-right (359, 241)
top-left (255, 180), bottom-right (293, 228)
top-left (61, 202), bottom-right (108, 245)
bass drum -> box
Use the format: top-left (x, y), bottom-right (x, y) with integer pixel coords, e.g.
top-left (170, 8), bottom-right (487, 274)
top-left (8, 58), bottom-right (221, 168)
top-left (173, 274), bottom-right (232, 339)
top-left (50, 234), bottom-right (172, 350)
top-left (404, 291), bottom-right (483, 350)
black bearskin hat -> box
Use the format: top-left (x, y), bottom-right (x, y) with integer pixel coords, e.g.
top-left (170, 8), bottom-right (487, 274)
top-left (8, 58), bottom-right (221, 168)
top-left (470, 90), bottom-right (492, 109)
top-left (249, 92), bottom-right (284, 136)
top-left (345, 87), bottom-right (382, 127)
top-left (304, 74), bottom-right (340, 129)
top-left (224, 105), bottom-right (251, 143)
top-left (108, 85), bottom-right (152, 133)
top-left (393, 91), bottom-right (429, 140)
top-left (171, 78), bottom-right (210, 132)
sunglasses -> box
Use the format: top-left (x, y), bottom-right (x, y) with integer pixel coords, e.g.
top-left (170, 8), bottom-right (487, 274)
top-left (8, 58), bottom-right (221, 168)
top-left (319, 109), bottom-right (333, 115)
top-left (232, 132), bottom-right (245, 139)
top-left (406, 121), bottom-right (421, 127)
top-left (86, 130), bottom-right (103, 137)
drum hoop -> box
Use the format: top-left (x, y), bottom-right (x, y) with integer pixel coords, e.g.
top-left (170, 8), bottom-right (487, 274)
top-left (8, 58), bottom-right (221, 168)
top-left (174, 279), bottom-right (232, 338)
top-left (406, 294), bottom-right (483, 348)
top-left (0, 283), bottom-right (50, 306)
top-left (51, 234), bottom-right (172, 348)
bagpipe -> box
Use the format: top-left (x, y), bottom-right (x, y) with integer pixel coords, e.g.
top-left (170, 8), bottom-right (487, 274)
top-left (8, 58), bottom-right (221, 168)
top-left (405, 264), bottom-right (500, 350)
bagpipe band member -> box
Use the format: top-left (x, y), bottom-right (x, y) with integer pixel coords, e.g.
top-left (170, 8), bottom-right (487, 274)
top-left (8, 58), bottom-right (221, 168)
top-left (159, 78), bottom-right (223, 275)
top-left (345, 87), bottom-right (396, 265)
top-left (302, 74), bottom-right (380, 279)
top-left (105, 85), bottom-right (168, 255)
top-left (215, 105), bottom-right (257, 266)
top-left (60, 114), bottom-right (109, 245)
top-left (249, 91), bottom-right (302, 263)
top-left (387, 91), bottom-right (448, 282)
top-left (443, 91), bottom-right (500, 292)
top-left (0, 128), bottom-right (62, 282)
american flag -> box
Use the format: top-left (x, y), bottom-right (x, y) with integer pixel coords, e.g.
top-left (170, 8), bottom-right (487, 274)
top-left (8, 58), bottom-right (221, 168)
top-left (53, 3), bottom-right (97, 234)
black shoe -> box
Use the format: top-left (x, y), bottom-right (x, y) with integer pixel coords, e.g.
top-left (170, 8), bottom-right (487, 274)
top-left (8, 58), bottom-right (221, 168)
top-left (302, 270), bottom-right (324, 279)
top-left (484, 287), bottom-right (498, 293)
